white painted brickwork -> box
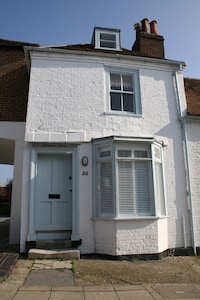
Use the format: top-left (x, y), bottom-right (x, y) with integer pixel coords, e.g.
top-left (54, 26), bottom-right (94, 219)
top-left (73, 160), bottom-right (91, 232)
top-left (22, 51), bottom-right (191, 255)
top-left (186, 120), bottom-right (200, 247)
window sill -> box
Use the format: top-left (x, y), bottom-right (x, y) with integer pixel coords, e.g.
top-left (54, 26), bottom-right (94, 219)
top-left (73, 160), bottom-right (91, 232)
top-left (102, 112), bottom-right (143, 118)
top-left (91, 216), bottom-right (168, 221)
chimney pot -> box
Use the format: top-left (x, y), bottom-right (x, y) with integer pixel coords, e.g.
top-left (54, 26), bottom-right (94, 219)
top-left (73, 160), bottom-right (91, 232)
top-left (141, 18), bottom-right (149, 32)
top-left (134, 23), bottom-right (141, 32)
top-left (150, 20), bottom-right (158, 34)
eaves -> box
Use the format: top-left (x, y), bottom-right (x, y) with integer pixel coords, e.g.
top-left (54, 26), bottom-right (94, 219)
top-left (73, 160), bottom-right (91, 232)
top-left (24, 45), bottom-right (186, 73)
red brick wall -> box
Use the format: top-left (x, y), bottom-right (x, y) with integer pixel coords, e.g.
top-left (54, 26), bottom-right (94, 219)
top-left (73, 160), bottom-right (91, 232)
top-left (132, 32), bottom-right (165, 59)
top-left (0, 45), bottom-right (29, 121)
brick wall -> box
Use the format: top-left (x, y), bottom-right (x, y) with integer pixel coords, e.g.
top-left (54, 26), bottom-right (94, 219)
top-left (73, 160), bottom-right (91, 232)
top-left (132, 32), bottom-right (165, 59)
top-left (0, 44), bottom-right (28, 121)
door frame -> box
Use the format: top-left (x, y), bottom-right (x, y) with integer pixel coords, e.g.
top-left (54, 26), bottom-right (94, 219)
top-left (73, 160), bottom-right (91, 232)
top-left (27, 144), bottom-right (80, 242)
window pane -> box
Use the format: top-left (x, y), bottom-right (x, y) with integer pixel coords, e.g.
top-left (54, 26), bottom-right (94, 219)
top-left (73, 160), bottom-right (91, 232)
top-left (97, 161), bottom-right (113, 215)
top-left (100, 41), bottom-right (116, 48)
top-left (100, 150), bottom-right (111, 157)
top-left (135, 161), bottom-right (153, 216)
top-left (134, 150), bottom-right (148, 158)
top-left (123, 94), bottom-right (134, 112)
top-left (122, 75), bottom-right (133, 92)
top-left (110, 73), bottom-right (121, 90)
top-left (118, 161), bottom-right (134, 215)
top-left (100, 34), bottom-right (116, 48)
top-left (154, 146), bottom-right (161, 160)
top-left (111, 93), bottom-right (121, 111)
top-left (155, 161), bottom-right (165, 216)
top-left (118, 150), bottom-right (132, 157)
top-left (100, 33), bottom-right (116, 41)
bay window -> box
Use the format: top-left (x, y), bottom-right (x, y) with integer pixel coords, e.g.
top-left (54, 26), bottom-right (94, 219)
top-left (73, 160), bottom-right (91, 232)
top-left (94, 137), bottom-right (166, 219)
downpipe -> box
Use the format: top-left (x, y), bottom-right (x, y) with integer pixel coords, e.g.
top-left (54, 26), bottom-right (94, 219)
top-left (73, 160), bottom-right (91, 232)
top-left (173, 68), bottom-right (197, 255)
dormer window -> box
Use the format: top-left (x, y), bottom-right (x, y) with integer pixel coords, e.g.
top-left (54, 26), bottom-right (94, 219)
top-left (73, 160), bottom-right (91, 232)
top-left (92, 27), bottom-right (121, 51)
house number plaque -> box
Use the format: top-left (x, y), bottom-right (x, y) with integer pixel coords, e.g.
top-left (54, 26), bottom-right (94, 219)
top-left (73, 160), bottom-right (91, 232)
top-left (82, 171), bottom-right (88, 176)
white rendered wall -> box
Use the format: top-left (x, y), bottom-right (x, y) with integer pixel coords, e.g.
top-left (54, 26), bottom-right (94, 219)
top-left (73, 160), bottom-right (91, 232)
top-left (186, 119), bottom-right (200, 248)
top-left (94, 220), bottom-right (117, 255)
top-left (77, 143), bottom-right (95, 254)
top-left (23, 51), bottom-right (190, 254)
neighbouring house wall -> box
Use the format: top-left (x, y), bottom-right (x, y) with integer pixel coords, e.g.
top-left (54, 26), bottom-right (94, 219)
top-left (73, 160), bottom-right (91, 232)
top-left (0, 122), bottom-right (25, 244)
top-left (23, 51), bottom-right (190, 254)
top-left (186, 119), bottom-right (200, 248)
top-left (0, 40), bottom-right (38, 246)
top-left (0, 44), bottom-right (29, 122)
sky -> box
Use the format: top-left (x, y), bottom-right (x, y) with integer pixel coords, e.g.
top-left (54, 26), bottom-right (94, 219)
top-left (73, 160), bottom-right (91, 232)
top-left (0, 0), bottom-right (199, 185)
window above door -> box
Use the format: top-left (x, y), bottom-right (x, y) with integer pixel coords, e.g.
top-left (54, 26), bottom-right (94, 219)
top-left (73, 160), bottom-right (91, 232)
top-left (105, 68), bottom-right (142, 115)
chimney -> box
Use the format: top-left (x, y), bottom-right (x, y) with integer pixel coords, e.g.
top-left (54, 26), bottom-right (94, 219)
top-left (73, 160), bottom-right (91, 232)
top-left (141, 18), bottom-right (149, 32)
top-left (132, 18), bottom-right (165, 59)
top-left (150, 20), bottom-right (158, 34)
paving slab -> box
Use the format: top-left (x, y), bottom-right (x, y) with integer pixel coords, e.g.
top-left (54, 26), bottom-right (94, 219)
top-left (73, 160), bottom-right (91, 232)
top-left (52, 285), bottom-right (84, 291)
top-left (32, 259), bottom-right (72, 270)
top-left (84, 291), bottom-right (120, 300)
top-left (50, 291), bottom-right (85, 300)
top-left (0, 289), bottom-right (18, 300)
top-left (12, 291), bottom-right (51, 300)
top-left (152, 283), bottom-right (200, 299)
top-left (24, 269), bottom-right (74, 286)
top-left (116, 290), bottom-right (155, 300)
top-left (83, 285), bottom-right (114, 291)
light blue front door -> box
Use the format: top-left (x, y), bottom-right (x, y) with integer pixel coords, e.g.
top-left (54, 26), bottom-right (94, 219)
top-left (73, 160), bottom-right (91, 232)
top-left (35, 154), bottom-right (72, 239)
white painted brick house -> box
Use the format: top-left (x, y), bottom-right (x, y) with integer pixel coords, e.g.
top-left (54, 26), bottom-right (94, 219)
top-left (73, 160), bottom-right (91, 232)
top-left (4, 19), bottom-right (200, 257)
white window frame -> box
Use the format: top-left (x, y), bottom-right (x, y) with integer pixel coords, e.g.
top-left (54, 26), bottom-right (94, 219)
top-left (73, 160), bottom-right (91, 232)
top-left (94, 28), bottom-right (121, 51)
top-left (105, 68), bottom-right (142, 115)
top-left (93, 137), bottom-right (167, 219)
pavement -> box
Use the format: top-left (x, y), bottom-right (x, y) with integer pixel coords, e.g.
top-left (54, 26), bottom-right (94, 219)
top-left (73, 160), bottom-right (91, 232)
top-left (1, 217), bottom-right (200, 299)
top-left (1, 259), bottom-right (200, 299)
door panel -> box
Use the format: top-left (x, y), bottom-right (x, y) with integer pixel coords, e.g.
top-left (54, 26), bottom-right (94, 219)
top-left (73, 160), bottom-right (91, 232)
top-left (35, 154), bottom-right (72, 236)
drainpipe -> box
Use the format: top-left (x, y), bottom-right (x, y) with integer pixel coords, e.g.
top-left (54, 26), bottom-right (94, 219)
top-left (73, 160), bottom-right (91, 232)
top-left (173, 67), bottom-right (197, 255)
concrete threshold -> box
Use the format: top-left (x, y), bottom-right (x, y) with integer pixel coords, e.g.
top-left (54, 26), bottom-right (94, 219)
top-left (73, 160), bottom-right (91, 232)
top-left (28, 248), bottom-right (80, 260)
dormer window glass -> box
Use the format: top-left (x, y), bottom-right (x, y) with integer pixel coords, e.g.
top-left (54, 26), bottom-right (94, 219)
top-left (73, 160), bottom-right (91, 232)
top-left (93, 27), bottom-right (121, 51)
top-left (100, 33), bottom-right (116, 49)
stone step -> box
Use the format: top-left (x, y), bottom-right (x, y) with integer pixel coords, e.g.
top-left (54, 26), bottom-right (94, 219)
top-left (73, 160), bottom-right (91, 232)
top-left (28, 249), bottom-right (80, 260)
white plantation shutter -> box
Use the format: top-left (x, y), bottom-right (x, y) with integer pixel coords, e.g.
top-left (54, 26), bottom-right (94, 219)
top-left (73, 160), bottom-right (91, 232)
top-left (155, 161), bottom-right (165, 215)
top-left (117, 149), bottom-right (153, 217)
top-left (152, 144), bottom-right (166, 216)
top-left (135, 161), bottom-right (152, 216)
top-left (118, 161), bottom-right (134, 215)
top-left (97, 160), bottom-right (113, 216)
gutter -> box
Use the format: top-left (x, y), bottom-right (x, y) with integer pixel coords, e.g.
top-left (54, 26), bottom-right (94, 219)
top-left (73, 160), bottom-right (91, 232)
top-left (23, 45), bottom-right (186, 73)
top-left (173, 67), bottom-right (197, 255)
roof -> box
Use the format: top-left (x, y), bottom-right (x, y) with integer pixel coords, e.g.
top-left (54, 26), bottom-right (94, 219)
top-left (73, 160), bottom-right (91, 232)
top-left (0, 38), bottom-right (40, 47)
top-left (184, 78), bottom-right (200, 116)
top-left (51, 43), bottom-right (147, 57)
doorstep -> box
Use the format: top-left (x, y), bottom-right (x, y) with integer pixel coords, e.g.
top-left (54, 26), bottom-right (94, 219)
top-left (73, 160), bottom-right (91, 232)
top-left (28, 248), bottom-right (80, 260)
